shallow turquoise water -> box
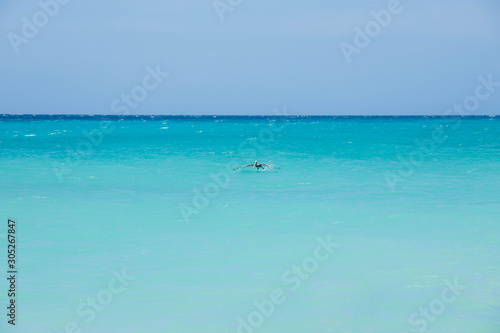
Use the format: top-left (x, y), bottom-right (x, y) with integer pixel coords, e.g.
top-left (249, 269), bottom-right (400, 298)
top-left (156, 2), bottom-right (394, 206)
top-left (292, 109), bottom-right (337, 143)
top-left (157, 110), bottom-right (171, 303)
top-left (0, 116), bottom-right (499, 332)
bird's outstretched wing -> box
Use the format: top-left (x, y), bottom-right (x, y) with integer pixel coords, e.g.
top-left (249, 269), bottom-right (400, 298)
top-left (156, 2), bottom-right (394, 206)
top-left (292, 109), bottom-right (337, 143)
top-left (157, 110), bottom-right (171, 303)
top-left (234, 164), bottom-right (253, 170)
top-left (261, 164), bottom-right (276, 169)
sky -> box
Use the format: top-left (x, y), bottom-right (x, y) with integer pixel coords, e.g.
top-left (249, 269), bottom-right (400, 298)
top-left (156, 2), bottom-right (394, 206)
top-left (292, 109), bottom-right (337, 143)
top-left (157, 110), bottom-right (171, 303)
top-left (1, 0), bottom-right (500, 115)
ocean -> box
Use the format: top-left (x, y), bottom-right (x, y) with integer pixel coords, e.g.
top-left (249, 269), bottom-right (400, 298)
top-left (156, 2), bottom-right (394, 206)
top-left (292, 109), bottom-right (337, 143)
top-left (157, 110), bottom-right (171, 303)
top-left (0, 115), bottom-right (499, 333)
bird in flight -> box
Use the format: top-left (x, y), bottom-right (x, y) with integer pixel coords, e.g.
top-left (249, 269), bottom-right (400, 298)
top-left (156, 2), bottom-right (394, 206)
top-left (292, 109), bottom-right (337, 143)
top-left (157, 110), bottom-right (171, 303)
top-left (234, 161), bottom-right (276, 171)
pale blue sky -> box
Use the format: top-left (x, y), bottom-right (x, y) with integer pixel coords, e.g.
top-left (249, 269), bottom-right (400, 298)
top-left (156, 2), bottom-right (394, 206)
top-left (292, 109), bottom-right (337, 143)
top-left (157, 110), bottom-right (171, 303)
top-left (1, 0), bottom-right (499, 115)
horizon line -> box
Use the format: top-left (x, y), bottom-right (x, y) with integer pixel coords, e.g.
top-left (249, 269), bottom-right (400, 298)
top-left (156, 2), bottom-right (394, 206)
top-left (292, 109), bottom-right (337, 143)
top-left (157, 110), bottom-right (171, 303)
top-left (1, 114), bottom-right (499, 118)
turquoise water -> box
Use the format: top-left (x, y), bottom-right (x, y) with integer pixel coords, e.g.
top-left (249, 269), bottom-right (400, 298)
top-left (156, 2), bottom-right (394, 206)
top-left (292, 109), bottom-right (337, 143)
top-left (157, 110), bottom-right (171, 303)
top-left (1, 116), bottom-right (499, 333)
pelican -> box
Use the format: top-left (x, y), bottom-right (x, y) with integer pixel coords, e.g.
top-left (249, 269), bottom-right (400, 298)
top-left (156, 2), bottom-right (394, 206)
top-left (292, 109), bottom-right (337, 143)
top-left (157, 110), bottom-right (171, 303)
top-left (234, 161), bottom-right (276, 171)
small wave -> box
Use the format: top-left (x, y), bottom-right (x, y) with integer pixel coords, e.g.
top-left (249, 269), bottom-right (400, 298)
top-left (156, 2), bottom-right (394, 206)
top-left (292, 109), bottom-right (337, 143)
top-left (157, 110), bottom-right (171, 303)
top-left (477, 144), bottom-right (500, 150)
